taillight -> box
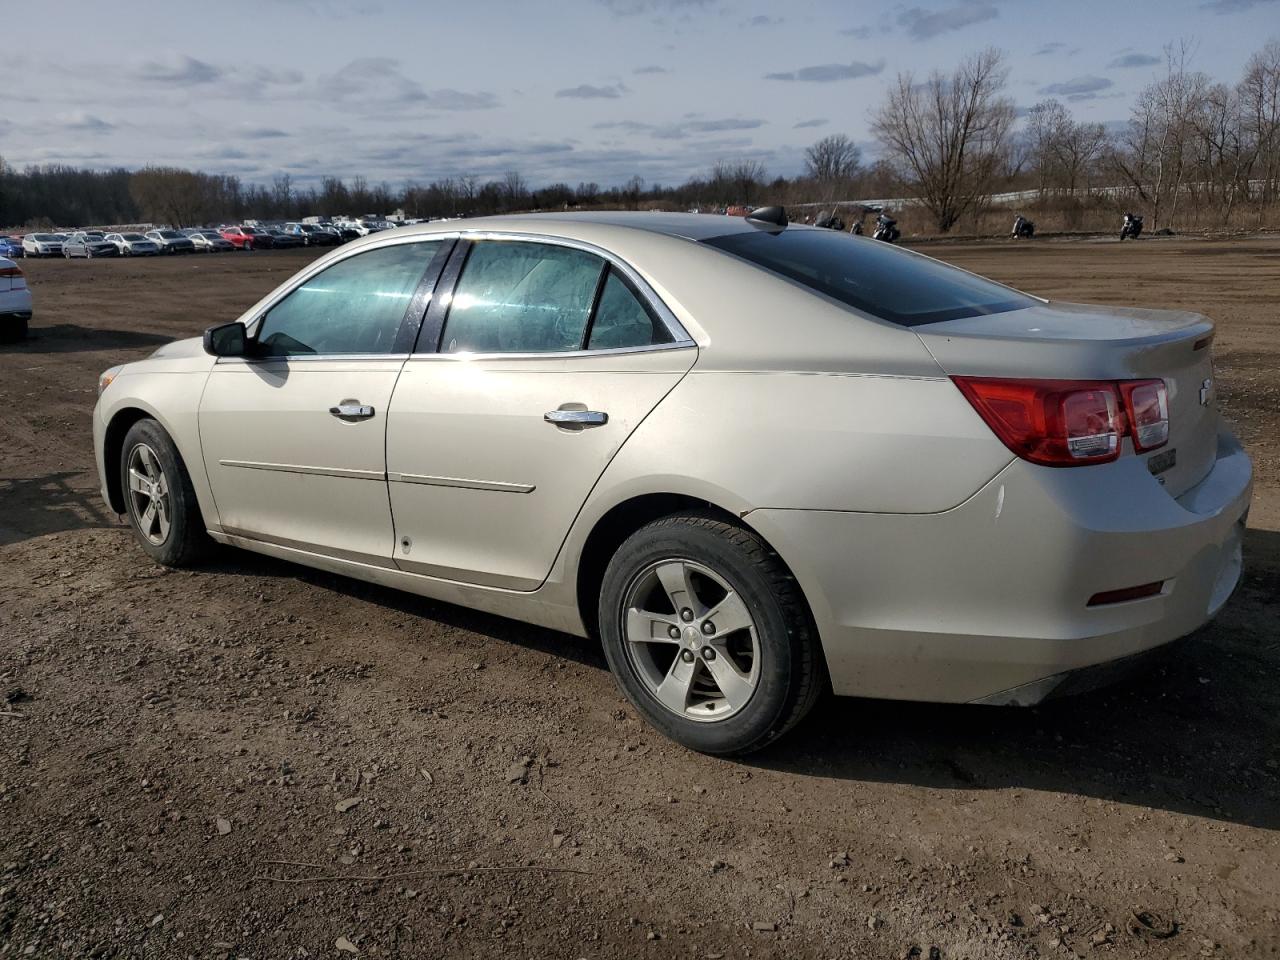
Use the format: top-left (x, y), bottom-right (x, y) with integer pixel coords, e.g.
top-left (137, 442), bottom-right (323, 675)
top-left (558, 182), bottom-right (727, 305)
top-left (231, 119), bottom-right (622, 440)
top-left (0, 265), bottom-right (21, 279)
top-left (954, 376), bottom-right (1168, 467)
top-left (1119, 379), bottom-right (1169, 452)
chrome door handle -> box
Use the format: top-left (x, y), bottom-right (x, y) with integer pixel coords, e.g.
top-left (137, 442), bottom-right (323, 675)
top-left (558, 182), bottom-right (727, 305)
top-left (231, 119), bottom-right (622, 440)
top-left (329, 401), bottom-right (375, 420)
top-left (545, 409), bottom-right (608, 427)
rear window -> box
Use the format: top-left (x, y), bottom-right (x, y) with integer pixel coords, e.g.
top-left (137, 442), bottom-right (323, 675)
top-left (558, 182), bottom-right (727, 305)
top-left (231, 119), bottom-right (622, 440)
top-left (703, 228), bottom-right (1033, 327)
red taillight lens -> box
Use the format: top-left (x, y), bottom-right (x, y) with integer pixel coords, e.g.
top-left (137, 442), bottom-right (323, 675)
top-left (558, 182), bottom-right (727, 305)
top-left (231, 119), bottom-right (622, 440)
top-left (952, 377), bottom-right (1125, 466)
top-left (1119, 379), bottom-right (1169, 452)
top-left (0, 265), bottom-right (22, 279)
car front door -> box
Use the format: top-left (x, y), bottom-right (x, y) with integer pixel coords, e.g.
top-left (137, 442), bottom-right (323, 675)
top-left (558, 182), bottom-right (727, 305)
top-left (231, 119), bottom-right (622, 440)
top-left (384, 237), bottom-right (697, 590)
top-left (198, 237), bottom-right (452, 564)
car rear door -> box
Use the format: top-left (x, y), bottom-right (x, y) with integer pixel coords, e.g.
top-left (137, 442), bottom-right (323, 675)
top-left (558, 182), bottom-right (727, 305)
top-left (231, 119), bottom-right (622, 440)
top-left (384, 236), bottom-right (696, 590)
top-left (198, 237), bottom-right (453, 564)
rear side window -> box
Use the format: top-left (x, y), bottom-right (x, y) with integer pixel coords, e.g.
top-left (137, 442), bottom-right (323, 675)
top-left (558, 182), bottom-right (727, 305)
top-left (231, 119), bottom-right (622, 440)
top-left (703, 228), bottom-right (1033, 326)
top-left (441, 241), bottom-right (603, 353)
top-left (587, 267), bottom-right (673, 350)
top-left (256, 240), bottom-right (443, 356)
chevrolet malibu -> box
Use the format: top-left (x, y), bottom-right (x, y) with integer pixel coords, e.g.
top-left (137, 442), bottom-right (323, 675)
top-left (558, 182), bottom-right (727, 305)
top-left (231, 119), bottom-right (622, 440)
top-left (93, 211), bottom-right (1252, 754)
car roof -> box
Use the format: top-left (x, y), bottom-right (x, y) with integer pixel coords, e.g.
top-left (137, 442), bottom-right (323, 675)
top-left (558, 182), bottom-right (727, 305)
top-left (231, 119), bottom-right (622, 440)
top-left (463, 211), bottom-right (775, 242)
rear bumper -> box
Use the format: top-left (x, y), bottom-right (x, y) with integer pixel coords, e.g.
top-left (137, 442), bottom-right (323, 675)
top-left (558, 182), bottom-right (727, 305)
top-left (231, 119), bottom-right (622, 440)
top-left (747, 429), bottom-right (1252, 704)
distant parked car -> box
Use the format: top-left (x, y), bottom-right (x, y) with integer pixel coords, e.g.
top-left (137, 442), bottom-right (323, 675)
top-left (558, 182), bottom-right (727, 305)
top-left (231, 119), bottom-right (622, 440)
top-left (265, 229), bottom-right (304, 249)
top-left (63, 233), bottom-right (121, 259)
top-left (0, 256), bottom-right (32, 343)
top-left (22, 233), bottom-right (64, 257)
top-left (283, 222), bottom-right (341, 246)
top-left (187, 230), bottom-right (235, 253)
top-left (219, 226), bottom-right (276, 250)
top-left (104, 233), bottom-right (162, 256)
top-left (0, 237), bottom-right (23, 259)
top-left (145, 230), bottom-right (197, 255)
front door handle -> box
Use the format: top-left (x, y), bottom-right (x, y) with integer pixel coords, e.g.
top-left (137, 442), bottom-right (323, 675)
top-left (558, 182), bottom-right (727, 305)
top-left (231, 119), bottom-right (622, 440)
top-left (330, 400), bottom-right (375, 420)
top-left (545, 409), bottom-right (608, 427)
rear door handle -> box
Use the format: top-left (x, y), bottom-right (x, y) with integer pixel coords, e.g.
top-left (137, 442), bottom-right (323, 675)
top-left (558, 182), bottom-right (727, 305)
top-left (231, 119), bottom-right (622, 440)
top-left (330, 401), bottom-right (375, 420)
top-left (545, 409), bottom-right (608, 427)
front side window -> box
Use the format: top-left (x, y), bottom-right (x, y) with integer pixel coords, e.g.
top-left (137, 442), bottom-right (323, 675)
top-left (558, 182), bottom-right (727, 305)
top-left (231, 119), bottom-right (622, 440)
top-left (441, 241), bottom-right (603, 354)
top-left (255, 240), bottom-right (443, 356)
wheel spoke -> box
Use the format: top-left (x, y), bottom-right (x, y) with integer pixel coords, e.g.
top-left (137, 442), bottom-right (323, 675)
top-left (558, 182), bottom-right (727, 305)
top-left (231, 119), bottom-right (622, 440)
top-left (653, 655), bottom-right (696, 714)
top-left (138, 445), bottom-right (159, 479)
top-left (155, 500), bottom-right (170, 541)
top-left (155, 473), bottom-right (169, 498)
top-left (655, 561), bottom-right (703, 618)
top-left (127, 468), bottom-right (150, 494)
top-left (140, 501), bottom-right (158, 536)
top-left (626, 607), bottom-right (680, 644)
top-left (703, 654), bottom-right (755, 712)
top-left (703, 591), bottom-right (752, 637)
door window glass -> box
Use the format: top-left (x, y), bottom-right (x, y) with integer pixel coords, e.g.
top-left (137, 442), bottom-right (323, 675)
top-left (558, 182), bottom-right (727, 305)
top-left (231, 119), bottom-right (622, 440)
top-left (587, 267), bottom-right (673, 350)
top-left (256, 240), bottom-right (443, 356)
top-left (441, 241), bottom-right (604, 353)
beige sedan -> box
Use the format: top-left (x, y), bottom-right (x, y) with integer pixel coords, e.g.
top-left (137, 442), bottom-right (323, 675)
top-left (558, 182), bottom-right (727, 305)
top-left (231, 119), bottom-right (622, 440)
top-left (94, 211), bottom-right (1252, 754)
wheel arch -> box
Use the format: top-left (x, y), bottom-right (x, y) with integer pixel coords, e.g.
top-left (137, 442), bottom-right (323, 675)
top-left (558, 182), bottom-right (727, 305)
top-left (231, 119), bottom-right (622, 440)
top-left (102, 406), bottom-right (156, 513)
top-left (572, 491), bottom-right (824, 654)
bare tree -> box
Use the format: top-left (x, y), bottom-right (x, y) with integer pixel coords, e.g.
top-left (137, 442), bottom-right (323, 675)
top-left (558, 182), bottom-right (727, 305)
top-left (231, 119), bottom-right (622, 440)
top-left (1239, 39), bottom-right (1280, 211)
top-left (804, 134), bottom-right (862, 183)
top-left (871, 48), bottom-right (1015, 232)
top-left (502, 170), bottom-right (528, 209)
top-left (1111, 42), bottom-right (1209, 229)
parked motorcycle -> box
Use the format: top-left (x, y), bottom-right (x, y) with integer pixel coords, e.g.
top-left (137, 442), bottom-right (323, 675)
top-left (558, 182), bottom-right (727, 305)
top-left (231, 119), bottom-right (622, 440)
top-left (1120, 213), bottom-right (1143, 241)
top-left (872, 214), bottom-right (900, 243)
top-left (815, 209), bottom-right (845, 231)
top-left (1012, 214), bottom-right (1035, 239)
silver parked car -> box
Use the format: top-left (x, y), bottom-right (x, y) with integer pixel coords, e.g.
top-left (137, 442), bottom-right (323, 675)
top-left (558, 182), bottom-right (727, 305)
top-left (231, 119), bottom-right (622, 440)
top-left (185, 230), bottom-right (235, 253)
top-left (105, 233), bottom-right (161, 256)
top-left (145, 229), bottom-right (197, 255)
top-left (93, 211), bottom-right (1252, 754)
top-left (63, 232), bottom-right (121, 259)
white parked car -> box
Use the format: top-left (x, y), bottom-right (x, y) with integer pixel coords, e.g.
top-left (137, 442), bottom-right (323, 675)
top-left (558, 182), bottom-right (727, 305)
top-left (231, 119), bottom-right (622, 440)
top-left (22, 233), bottom-right (65, 257)
top-left (104, 233), bottom-right (162, 256)
top-left (0, 256), bottom-right (32, 342)
top-left (92, 211), bottom-right (1252, 754)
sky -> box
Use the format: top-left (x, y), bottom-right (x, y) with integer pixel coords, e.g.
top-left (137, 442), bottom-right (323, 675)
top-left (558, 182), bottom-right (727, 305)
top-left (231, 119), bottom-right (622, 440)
top-left (3, 0), bottom-right (1278, 189)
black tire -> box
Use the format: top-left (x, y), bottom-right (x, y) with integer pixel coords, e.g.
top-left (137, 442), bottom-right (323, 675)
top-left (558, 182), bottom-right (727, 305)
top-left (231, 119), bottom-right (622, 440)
top-left (118, 418), bottom-right (211, 567)
top-left (598, 511), bottom-right (826, 756)
top-left (0, 317), bottom-right (27, 343)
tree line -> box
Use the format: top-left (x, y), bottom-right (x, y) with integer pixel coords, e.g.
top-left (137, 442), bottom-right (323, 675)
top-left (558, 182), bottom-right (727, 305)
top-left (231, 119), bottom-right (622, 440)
top-left (2, 39), bottom-right (1277, 233)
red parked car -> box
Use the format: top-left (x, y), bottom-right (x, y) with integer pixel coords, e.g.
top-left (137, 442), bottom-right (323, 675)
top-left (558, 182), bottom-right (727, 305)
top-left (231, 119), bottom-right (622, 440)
top-left (219, 226), bottom-right (274, 250)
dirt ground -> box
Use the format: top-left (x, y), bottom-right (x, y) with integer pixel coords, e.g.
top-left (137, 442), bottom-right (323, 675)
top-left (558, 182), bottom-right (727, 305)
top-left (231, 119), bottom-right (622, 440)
top-left (1, 237), bottom-right (1277, 960)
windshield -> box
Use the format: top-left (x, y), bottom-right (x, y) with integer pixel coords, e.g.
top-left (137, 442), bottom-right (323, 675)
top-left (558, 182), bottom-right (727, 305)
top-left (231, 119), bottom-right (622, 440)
top-left (159, 231), bottom-right (182, 238)
top-left (703, 228), bottom-right (1034, 327)
top-left (123, 234), bottom-right (148, 241)
top-left (33, 234), bottom-right (60, 241)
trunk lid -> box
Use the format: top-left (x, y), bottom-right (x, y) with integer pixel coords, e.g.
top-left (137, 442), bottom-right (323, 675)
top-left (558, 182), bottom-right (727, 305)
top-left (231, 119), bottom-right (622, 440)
top-left (916, 301), bottom-right (1218, 497)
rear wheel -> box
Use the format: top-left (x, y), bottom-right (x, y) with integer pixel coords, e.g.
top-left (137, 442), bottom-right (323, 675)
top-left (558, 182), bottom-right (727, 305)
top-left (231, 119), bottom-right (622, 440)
top-left (119, 419), bottom-right (211, 567)
top-left (599, 512), bottom-right (825, 755)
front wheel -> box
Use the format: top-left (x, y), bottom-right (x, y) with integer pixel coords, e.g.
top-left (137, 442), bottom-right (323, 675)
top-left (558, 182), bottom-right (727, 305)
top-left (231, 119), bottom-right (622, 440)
top-left (119, 419), bottom-right (211, 567)
top-left (598, 512), bottom-right (826, 755)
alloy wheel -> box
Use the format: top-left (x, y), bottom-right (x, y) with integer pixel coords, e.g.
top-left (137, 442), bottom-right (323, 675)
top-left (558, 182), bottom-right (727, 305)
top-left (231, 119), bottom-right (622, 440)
top-left (621, 559), bottom-right (760, 722)
top-left (126, 442), bottom-right (172, 545)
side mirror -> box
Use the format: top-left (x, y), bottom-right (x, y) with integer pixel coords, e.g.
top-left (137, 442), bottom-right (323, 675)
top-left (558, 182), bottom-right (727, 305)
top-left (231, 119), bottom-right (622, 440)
top-left (203, 321), bottom-right (249, 357)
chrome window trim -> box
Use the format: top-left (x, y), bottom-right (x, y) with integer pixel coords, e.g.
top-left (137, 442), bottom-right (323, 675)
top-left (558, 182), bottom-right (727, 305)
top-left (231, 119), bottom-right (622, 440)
top-left (234, 228), bottom-right (695, 361)
top-left (214, 353), bottom-right (411, 365)
top-left (443, 230), bottom-right (692, 350)
top-left (403, 341), bottom-right (695, 363)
